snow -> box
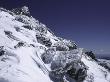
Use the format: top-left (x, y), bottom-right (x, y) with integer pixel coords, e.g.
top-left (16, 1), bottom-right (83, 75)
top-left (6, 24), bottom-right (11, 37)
top-left (0, 9), bottom-right (52, 82)
top-left (82, 54), bottom-right (110, 82)
top-left (0, 46), bottom-right (52, 82)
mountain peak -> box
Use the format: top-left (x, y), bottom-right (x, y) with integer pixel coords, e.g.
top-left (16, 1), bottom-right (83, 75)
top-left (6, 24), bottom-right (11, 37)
top-left (11, 6), bottom-right (30, 16)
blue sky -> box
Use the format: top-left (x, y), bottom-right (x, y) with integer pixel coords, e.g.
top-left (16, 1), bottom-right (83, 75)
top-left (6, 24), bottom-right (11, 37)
top-left (0, 0), bottom-right (110, 55)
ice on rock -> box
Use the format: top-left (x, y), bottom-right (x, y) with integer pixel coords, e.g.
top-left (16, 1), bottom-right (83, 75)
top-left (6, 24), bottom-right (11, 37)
top-left (12, 6), bottom-right (30, 16)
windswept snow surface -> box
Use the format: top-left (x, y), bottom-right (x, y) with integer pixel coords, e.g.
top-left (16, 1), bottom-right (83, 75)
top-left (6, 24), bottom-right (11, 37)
top-left (82, 54), bottom-right (110, 82)
top-left (0, 7), bottom-right (52, 82)
top-left (0, 7), bottom-right (110, 82)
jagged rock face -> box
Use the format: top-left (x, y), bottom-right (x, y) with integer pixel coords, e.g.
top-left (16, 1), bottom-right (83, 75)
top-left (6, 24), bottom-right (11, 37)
top-left (0, 6), bottom-right (110, 82)
top-left (85, 51), bottom-right (97, 61)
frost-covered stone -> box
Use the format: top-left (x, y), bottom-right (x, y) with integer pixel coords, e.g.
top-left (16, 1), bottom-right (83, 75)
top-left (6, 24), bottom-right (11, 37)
top-left (36, 34), bottom-right (52, 47)
top-left (48, 49), bottom-right (87, 82)
top-left (53, 38), bottom-right (77, 51)
top-left (23, 24), bottom-right (33, 30)
top-left (12, 6), bottom-right (30, 16)
top-left (41, 48), bottom-right (56, 64)
top-left (36, 23), bottom-right (48, 34)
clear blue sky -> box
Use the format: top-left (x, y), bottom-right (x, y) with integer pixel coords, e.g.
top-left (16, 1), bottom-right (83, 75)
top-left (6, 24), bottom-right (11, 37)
top-left (0, 0), bottom-right (110, 55)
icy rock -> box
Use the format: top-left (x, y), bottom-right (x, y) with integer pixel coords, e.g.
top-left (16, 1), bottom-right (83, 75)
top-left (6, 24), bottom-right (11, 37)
top-left (23, 24), bottom-right (33, 30)
top-left (36, 34), bottom-right (52, 47)
top-left (36, 23), bottom-right (48, 34)
top-left (53, 39), bottom-right (77, 51)
top-left (12, 6), bottom-right (30, 16)
top-left (14, 42), bottom-right (25, 48)
top-left (48, 49), bottom-right (87, 82)
top-left (41, 48), bottom-right (56, 64)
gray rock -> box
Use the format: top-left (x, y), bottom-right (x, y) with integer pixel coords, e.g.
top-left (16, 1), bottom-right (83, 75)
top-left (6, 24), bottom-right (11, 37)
top-left (53, 39), bottom-right (77, 51)
top-left (36, 34), bottom-right (52, 47)
top-left (41, 48), bottom-right (56, 64)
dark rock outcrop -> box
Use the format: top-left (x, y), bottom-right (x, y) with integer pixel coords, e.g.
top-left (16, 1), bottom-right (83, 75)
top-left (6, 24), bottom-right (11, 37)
top-left (0, 46), bottom-right (5, 56)
top-left (85, 51), bottom-right (97, 61)
top-left (36, 34), bottom-right (52, 47)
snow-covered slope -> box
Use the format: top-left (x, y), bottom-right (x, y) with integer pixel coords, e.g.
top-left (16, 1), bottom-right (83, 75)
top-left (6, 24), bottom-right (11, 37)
top-left (0, 6), bottom-right (110, 82)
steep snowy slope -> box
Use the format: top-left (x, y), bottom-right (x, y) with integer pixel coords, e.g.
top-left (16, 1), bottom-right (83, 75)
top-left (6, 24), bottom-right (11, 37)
top-left (0, 6), bottom-right (110, 82)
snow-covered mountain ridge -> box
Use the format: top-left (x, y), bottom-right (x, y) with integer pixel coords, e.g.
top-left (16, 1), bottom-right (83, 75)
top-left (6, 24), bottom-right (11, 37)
top-left (0, 6), bottom-right (110, 82)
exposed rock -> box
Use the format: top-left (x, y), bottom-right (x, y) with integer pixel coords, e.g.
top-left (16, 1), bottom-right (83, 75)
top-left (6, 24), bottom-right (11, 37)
top-left (14, 42), bottom-right (25, 48)
top-left (12, 6), bottom-right (30, 16)
top-left (0, 50), bottom-right (5, 56)
top-left (41, 48), bottom-right (56, 64)
top-left (4, 31), bottom-right (12, 35)
top-left (85, 51), bottom-right (97, 61)
top-left (23, 24), bottom-right (33, 30)
top-left (0, 46), bottom-right (5, 56)
top-left (36, 34), bottom-right (52, 47)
